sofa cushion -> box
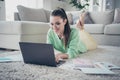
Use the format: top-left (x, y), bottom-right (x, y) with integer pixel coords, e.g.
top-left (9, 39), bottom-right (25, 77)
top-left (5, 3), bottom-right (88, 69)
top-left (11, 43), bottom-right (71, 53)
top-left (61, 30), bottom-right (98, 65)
top-left (72, 12), bottom-right (80, 24)
top-left (44, 9), bottom-right (51, 22)
top-left (66, 11), bottom-right (81, 25)
top-left (66, 11), bottom-right (94, 25)
top-left (17, 5), bottom-right (48, 22)
top-left (89, 10), bottom-right (114, 25)
top-left (113, 8), bottom-right (120, 23)
top-left (66, 13), bottom-right (73, 25)
top-left (84, 24), bottom-right (104, 34)
top-left (84, 12), bottom-right (94, 24)
top-left (104, 24), bottom-right (120, 35)
top-left (14, 12), bottom-right (21, 21)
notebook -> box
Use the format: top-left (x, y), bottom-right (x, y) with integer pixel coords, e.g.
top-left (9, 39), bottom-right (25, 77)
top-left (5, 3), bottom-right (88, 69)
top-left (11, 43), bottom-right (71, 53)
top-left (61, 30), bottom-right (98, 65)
top-left (73, 59), bottom-right (116, 74)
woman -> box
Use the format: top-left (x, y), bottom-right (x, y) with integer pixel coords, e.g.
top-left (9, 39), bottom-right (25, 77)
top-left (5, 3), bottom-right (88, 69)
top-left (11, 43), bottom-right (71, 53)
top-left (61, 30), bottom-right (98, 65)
top-left (47, 8), bottom-right (87, 62)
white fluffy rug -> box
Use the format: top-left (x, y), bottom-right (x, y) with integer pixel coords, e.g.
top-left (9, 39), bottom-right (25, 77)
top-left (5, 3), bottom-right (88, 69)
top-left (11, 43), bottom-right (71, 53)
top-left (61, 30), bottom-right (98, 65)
top-left (0, 45), bottom-right (120, 80)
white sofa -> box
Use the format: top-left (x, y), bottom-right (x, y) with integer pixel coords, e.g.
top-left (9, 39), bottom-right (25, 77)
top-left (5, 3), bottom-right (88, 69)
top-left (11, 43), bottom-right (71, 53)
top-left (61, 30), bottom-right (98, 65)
top-left (0, 21), bottom-right (120, 50)
top-left (0, 21), bottom-right (50, 50)
top-left (0, 6), bottom-right (120, 50)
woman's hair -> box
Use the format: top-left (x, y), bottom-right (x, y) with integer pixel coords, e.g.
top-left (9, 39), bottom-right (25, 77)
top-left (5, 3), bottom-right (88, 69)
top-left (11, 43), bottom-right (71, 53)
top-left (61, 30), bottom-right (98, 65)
top-left (51, 8), bottom-right (71, 47)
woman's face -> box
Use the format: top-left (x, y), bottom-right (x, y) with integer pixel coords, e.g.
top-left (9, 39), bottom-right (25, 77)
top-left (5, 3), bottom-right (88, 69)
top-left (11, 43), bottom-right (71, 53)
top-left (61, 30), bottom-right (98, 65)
top-left (50, 16), bottom-right (67, 35)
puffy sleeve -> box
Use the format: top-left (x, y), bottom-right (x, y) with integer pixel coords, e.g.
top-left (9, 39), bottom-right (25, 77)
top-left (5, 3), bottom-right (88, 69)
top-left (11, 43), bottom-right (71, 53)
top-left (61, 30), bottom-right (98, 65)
top-left (46, 28), bottom-right (53, 44)
top-left (67, 29), bottom-right (87, 58)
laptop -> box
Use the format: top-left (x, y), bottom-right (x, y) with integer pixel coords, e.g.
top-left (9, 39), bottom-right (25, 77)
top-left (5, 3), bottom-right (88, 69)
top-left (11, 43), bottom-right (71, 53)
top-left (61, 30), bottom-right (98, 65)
top-left (19, 42), bottom-right (65, 67)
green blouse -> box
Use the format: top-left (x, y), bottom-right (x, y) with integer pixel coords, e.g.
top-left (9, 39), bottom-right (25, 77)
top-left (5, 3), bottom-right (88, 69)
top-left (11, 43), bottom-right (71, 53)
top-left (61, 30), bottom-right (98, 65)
top-left (47, 27), bottom-right (87, 58)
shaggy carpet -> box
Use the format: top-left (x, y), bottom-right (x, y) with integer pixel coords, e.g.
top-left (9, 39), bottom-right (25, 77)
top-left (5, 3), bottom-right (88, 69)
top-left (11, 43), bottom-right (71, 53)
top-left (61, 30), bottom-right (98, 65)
top-left (0, 45), bottom-right (120, 80)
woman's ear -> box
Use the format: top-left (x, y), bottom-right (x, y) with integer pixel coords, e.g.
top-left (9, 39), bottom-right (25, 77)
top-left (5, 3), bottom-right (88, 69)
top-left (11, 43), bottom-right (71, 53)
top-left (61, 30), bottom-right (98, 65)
top-left (63, 19), bottom-right (67, 25)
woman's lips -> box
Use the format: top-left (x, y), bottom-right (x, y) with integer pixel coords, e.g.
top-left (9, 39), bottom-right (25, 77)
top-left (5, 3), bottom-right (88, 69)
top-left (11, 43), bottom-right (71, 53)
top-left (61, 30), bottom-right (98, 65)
top-left (54, 29), bottom-right (59, 32)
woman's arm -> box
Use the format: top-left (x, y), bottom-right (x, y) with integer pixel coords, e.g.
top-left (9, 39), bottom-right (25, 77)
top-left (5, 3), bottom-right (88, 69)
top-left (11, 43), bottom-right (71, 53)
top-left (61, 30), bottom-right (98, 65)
top-left (55, 29), bottom-right (87, 60)
top-left (55, 53), bottom-right (68, 63)
top-left (47, 29), bottom-right (68, 62)
top-left (66, 29), bottom-right (87, 58)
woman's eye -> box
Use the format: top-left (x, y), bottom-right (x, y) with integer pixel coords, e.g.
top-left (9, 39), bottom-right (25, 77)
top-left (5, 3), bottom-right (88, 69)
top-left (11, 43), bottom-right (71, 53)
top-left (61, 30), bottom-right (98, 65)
top-left (50, 23), bottom-right (53, 26)
top-left (56, 23), bottom-right (60, 25)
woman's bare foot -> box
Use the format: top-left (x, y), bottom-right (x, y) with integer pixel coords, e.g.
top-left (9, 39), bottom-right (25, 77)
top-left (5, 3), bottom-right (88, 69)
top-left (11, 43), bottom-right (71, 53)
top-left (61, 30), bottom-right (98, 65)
top-left (76, 13), bottom-right (85, 30)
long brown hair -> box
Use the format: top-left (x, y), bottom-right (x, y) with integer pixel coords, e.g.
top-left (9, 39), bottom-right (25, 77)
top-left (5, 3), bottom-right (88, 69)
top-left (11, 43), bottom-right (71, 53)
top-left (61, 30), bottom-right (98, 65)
top-left (51, 8), bottom-right (71, 47)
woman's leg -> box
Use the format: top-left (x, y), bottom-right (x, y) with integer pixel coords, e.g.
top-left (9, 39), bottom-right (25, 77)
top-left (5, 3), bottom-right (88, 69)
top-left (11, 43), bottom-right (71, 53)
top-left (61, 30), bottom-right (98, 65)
top-left (77, 13), bottom-right (98, 51)
top-left (76, 13), bottom-right (85, 30)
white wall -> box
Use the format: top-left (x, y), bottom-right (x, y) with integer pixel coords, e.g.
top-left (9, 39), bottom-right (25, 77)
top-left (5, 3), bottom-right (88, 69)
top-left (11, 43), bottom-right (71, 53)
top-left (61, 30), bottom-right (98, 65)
top-left (0, 1), bottom-right (6, 20)
top-left (51, 0), bottom-right (65, 10)
top-left (115, 0), bottom-right (120, 8)
top-left (5, 0), bottom-right (43, 21)
top-left (43, 0), bottom-right (77, 11)
top-left (5, 0), bottom-right (38, 21)
top-left (36, 0), bottom-right (43, 8)
top-left (43, 0), bottom-right (52, 10)
top-left (43, 0), bottom-right (65, 10)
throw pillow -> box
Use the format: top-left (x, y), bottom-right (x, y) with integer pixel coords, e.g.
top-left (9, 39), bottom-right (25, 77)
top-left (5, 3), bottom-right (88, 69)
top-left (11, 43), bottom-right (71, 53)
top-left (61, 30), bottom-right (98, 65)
top-left (17, 5), bottom-right (48, 22)
top-left (72, 13), bottom-right (80, 24)
top-left (113, 8), bottom-right (120, 23)
top-left (44, 9), bottom-right (51, 22)
top-left (70, 11), bottom-right (94, 25)
top-left (66, 13), bottom-right (73, 25)
top-left (89, 10), bottom-right (114, 25)
top-left (84, 12), bottom-right (94, 24)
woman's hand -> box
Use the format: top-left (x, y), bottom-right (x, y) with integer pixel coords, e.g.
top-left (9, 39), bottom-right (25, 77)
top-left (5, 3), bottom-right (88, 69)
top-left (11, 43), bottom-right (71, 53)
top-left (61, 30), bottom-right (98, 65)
top-left (55, 53), bottom-right (68, 63)
top-left (76, 13), bottom-right (85, 30)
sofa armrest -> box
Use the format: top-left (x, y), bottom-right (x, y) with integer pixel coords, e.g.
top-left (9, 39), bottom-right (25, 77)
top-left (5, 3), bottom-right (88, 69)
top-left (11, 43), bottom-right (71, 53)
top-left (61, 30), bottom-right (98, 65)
top-left (20, 21), bottom-right (50, 34)
top-left (0, 21), bottom-right (50, 35)
top-left (104, 24), bottom-right (120, 35)
top-left (0, 21), bottom-right (50, 49)
top-left (0, 21), bottom-right (22, 34)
